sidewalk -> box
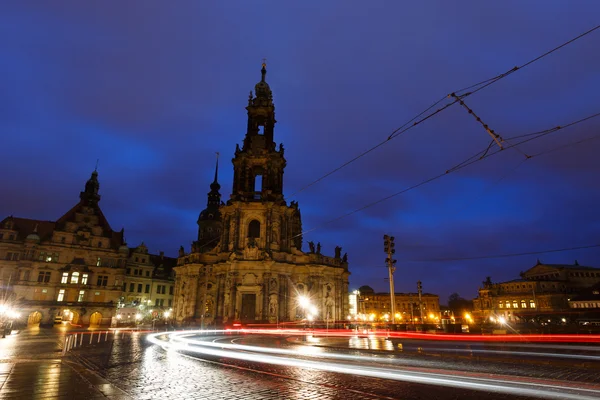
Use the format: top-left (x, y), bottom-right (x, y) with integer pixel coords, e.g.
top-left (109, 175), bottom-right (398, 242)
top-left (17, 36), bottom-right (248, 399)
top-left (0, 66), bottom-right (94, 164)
top-left (0, 327), bottom-right (133, 399)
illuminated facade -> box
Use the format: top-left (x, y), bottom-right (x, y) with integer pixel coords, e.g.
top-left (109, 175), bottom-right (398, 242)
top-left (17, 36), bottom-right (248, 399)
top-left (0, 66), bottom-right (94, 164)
top-left (122, 244), bottom-right (176, 310)
top-left (349, 286), bottom-right (440, 323)
top-left (0, 171), bottom-right (127, 327)
top-left (0, 172), bottom-right (176, 328)
top-left (472, 260), bottom-right (600, 322)
top-left (173, 64), bottom-right (350, 326)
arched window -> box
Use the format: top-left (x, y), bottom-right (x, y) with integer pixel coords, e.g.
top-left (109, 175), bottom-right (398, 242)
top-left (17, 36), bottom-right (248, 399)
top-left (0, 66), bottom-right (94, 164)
top-left (71, 272), bottom-right (80, 284)
top-left (248, 220), bottom-right (260, 238)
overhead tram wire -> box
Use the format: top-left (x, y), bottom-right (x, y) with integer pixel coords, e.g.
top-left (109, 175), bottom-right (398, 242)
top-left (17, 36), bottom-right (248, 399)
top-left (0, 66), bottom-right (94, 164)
top-left (293, 110), bottom-right (600, 239)
top-left (288, 24), bottom-right (600, 198)
top-left (453, 24), bottom-right (600, 98)
top-left (287, 94), bottom-right (452, 198)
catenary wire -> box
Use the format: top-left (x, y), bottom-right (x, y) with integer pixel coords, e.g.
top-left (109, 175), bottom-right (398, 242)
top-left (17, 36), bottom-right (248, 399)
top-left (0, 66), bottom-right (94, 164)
top-left (288, 24), bottom-right (600, 198)
top-left (295, 110), bottom-right (600, 239)
top-left (454, 24), bottom-right (600, 98)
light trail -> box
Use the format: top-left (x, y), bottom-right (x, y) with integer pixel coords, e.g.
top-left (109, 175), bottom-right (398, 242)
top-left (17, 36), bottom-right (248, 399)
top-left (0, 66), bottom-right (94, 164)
top-left (148, 330), bottom-right (600, 400)
top-left (215, 327), bottom-right (600, 343)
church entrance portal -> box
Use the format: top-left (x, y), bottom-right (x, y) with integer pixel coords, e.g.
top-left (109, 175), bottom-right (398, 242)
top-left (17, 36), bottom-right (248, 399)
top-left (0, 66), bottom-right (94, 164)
top-left (241, 294), bottom-right (256, 323)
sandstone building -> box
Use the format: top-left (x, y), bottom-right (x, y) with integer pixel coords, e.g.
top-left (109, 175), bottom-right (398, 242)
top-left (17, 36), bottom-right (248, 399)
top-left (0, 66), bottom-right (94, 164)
top-left (349, 285), bottom-right (440, 323)
top-left (0, 171), bottom-right (127, 327)
top-left (173, 64), bottom-right (350, 326)
top-left (472, 260), bottom-right (600, 323)
top-left (0, 172), bottom-right (176, 327)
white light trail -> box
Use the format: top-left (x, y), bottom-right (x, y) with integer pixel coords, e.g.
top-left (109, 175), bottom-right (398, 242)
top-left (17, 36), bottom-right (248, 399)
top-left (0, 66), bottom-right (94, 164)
top-left (148, 331), bottom-right (600, 400)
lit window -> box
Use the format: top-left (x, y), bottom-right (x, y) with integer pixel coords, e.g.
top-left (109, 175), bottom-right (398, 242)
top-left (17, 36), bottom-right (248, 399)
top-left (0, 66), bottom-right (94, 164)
top-left (96, 257), bottom-right (101, 267)
top-left (42, 288), bottom-right (48, 293)
top-left (498, 302), bottom-right (504, 308)
top-left (521, 300), bottom-right (527, 308)
top-left (530, 300), bottom-right (536, 308)
top-left (71, 272), bottom-right (80, 284)
top-left (61, 272), bottom-right (69, 284)
top-left (505, 301), bottom-right (511, 308)
top-left (82, 274), bottom-right (88, 285)
top-left (57, 289), bottom-right (65, 302)
top-left (512, 301), bottom-right (518, 308)
top-left (77, 290), bottom-right (85, 302)
top-left (45, 255), bottom-right (52, 262)
top-left (95, 291), bottom-right (100, 296)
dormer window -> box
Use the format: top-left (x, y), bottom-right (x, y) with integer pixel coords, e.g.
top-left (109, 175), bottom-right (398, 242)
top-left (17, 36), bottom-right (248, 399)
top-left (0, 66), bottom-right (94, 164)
top-left (71, 271), bottom-right (80, 284)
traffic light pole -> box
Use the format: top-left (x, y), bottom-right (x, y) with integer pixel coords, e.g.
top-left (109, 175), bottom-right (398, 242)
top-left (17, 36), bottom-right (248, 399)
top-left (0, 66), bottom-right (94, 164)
top-left (388, 259), bottom-right (396, 324)
top-left (383, 235), bottom-right (397, 324)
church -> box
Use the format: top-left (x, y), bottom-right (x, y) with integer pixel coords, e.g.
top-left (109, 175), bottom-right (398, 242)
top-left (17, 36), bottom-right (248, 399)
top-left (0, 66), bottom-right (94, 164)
top-left (173, 64), bottom-right (350, 326)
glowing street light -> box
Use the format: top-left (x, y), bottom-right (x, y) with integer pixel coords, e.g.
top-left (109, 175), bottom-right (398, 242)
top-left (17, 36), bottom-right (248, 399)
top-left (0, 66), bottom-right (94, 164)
top-left (298, 296), bottom-right (310, 309)
top-left (135, 313), bottom-right (142, 320)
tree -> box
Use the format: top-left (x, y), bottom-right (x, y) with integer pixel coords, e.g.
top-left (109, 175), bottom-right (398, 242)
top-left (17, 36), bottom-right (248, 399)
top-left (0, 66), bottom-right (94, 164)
top-left (448, 293), bottom-right (472, 314)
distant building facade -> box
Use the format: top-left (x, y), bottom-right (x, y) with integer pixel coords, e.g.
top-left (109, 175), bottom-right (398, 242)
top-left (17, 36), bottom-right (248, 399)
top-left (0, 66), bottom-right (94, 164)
top-left (121, 243), bottom-right (176, 310)
top-left (350, 285), bottom-right (440, 323)
top-left (472, 260), bottom-right (600, 323)
top-left (173, 64), bottom-right (350, 326)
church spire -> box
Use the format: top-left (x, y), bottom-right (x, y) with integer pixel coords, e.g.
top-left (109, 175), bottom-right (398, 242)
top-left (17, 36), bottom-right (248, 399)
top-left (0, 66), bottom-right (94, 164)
top-left (211, 152), bottom-right (220, 190)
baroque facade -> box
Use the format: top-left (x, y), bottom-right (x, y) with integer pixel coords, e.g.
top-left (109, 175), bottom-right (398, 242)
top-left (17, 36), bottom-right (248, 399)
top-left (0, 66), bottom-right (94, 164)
top-left (472, 260), bottom-right (600, 322)
top-left (173, 64), bottom-right (350, 326)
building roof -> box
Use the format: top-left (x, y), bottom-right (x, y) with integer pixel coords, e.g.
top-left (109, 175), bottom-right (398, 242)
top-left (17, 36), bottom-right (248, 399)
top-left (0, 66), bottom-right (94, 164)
top-left (529, 260), bottom-right (600, 271)
top-left (1, 217), bottom-right (56, 242)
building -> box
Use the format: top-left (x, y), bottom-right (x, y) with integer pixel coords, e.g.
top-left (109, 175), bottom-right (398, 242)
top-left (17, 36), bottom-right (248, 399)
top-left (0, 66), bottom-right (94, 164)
top-left (472, 260), bottom-right (600, 323)
top-left (349, 285), bottom-right (440, 323)
top-left (173, 63), bottom-right (350, 326)
top-left (0, 171), bottom-right (128, 327)
top-left (121, 243), bottom-right (176, 310)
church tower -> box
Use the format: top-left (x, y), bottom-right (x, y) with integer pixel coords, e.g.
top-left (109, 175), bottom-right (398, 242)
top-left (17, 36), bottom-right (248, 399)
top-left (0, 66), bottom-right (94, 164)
top-left (173, 63), bottom-right (349, 328)
top-left (219, 62), bottom-right (302, 255)
top-left (195, 154), bottom-right (222, 253)
top-left (230, 62), bottom-right (285, 203)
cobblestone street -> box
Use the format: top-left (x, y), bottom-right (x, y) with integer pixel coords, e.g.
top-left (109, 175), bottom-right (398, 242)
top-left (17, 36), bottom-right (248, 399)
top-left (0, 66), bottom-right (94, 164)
top-left (69, 331), bottom-right (598, 400)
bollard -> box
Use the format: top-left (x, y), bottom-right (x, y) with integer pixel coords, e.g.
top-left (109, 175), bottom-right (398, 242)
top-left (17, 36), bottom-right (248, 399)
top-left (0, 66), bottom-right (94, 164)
top-left (80, 333), bottom-right (83, 346)
top-left (73, 334), bottom-right (77, 349)
top-left (98, 332), bottom-right (101, 343)
top-left (62, 336), bottom-right (68, 356)
top-left (105, 331), bottom-right (109, 341)
top-left (90, 332), bottom-right (93, 344)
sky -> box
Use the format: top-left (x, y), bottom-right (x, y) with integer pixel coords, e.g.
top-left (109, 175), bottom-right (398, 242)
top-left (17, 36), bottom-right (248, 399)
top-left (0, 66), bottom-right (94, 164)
top-left (1, 1), bottom-right (599, 304)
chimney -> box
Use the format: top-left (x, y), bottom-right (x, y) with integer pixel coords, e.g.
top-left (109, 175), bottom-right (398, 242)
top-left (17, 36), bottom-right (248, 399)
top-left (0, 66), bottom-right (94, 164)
top-left (160, 251), bottom-right (164, 259)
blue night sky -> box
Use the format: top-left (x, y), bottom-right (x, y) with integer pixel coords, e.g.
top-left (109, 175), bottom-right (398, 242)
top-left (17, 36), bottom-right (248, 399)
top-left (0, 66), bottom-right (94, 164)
top-left (1, 2), bottom-right (599, 304)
